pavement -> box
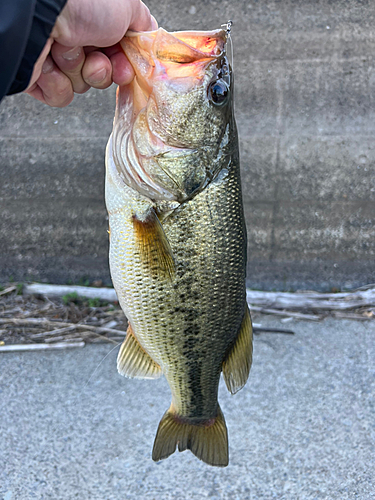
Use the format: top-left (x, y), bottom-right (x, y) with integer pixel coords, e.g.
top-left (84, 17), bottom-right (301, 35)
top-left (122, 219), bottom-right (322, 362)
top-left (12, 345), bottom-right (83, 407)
top-left (1, 316), bottom-right (374, 500)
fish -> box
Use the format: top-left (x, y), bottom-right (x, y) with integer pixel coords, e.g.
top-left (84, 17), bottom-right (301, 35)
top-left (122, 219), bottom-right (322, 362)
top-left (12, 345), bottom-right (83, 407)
top-left (105, 25), bottom-right (252, 467)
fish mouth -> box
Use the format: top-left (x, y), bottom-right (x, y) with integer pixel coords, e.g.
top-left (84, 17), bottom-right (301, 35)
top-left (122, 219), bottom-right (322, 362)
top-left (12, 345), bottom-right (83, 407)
top-left (120, 27), bottom-right (227, 111)
top-left (123, 27), bottom-right (227, 61)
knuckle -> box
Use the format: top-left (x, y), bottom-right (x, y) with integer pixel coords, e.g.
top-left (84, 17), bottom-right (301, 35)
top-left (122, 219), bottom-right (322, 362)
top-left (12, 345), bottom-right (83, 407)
top-left (46, 88), bottom-right (73, 107)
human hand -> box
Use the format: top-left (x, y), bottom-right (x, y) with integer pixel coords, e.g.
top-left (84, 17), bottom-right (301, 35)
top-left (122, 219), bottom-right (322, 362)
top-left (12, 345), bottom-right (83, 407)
top-left (25, 0), bottom-right (157, 107)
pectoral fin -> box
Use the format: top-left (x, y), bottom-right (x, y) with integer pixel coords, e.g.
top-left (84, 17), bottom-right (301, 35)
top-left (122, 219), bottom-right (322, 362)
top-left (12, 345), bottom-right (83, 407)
top-left (222, 305), bottom-right (253, 395)
top-left (133, 208), bottom-right (175, 280)
top-left (117, 324), bottom-right (162, 379)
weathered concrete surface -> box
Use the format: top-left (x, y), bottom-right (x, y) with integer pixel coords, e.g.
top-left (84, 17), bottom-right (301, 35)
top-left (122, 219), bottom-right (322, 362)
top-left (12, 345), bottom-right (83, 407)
top-left (1, 317), bottom-right (374, 499)
top-left (1, 0), bottom-right (375, 289)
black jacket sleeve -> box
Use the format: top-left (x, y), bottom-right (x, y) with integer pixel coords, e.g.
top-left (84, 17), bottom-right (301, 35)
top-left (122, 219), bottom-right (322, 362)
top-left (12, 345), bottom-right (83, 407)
top-left (0, 0), bottom-right (67, 101)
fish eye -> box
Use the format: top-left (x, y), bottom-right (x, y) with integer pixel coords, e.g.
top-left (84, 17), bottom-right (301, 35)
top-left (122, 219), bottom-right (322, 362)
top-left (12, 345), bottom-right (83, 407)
top-left (208, 80), bottom-right (229, 106)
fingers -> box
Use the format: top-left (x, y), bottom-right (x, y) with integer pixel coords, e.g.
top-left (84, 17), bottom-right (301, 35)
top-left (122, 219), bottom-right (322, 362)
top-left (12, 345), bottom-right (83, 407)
top-left (81, 51), bottom-right (113, 89)
top-left (110, 51), bottom-right (135, 86)
top-left (25, 48), bottom-right (114, 107)
top-left (150, 16), bottom-right (159, 31)
top-left (129, 1), bottom-right (158, 32)
top-left (52, 43), bottom-right (113, 92)
top-left (25, 83), bottom-right (49, 105)
top-left (51, 43), bottom-right (113, 93)
top-left (103, 44), bottom-right (135, 86)
top-left (51, 43), bottom-right (90, 94)
top-left (26, 55), bottom-right (74, 107)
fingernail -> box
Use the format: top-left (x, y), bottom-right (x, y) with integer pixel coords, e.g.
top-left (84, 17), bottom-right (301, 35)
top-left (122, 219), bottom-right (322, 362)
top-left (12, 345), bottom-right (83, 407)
top-left (62, 46), bottom-right (82, 61)
top-left (42, 58), bottom-right (54, 74)
top-left (150, 16), bottom-right (158, 30)
top-left (87, 68), bottom-right (107, 84)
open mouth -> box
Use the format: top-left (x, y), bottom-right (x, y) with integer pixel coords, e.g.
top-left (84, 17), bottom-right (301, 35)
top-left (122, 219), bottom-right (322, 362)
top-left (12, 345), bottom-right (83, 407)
top-left (123, 27), bottom-right (227, 61)
top-left (120, 27), bottom-right (227, 112)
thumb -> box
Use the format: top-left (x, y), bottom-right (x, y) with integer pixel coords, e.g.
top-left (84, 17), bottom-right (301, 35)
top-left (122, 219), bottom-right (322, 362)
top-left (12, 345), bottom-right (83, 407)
top-left (128, 1), bottom-right (158, 32)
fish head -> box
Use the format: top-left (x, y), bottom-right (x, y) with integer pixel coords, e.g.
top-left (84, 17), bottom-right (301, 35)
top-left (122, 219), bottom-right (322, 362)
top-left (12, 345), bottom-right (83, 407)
top-left (122, 28), bottom-right (232, 148)
top-left (109, 27), bottom-right (235, 203)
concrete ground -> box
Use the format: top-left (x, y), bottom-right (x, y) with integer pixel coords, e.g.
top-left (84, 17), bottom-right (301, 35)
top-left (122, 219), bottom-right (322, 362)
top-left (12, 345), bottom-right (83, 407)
top-left (0, 316), bottom-right (374, 500)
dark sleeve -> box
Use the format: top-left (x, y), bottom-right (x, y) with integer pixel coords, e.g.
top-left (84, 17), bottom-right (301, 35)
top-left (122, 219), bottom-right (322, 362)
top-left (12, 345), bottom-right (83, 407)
top-left (0, 0), bottom-right (67, 101)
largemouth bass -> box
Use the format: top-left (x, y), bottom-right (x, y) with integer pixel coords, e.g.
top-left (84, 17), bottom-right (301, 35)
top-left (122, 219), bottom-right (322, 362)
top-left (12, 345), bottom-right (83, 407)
top-left (105, 25), bottom-right (252, 467)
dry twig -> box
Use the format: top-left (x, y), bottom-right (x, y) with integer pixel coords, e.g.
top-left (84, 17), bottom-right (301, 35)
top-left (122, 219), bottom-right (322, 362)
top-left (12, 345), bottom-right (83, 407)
top-left (249, 306), bottom-right (321, 321)
top-left (0, 342), bottom-right (85, 352)
top-left (0, 317), bottom-right (126, 336)
top-left (0, 286), bottom-right (17, 297)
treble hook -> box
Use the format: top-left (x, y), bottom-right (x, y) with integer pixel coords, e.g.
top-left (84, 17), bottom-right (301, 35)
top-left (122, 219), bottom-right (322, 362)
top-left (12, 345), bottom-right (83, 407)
top-left (221, 20), bottom-right (233, 37)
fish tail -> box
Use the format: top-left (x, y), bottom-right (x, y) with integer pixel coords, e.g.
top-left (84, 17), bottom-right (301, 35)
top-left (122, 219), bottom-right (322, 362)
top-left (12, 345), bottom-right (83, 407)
top-left (152, 404), bottom-right (228, 467)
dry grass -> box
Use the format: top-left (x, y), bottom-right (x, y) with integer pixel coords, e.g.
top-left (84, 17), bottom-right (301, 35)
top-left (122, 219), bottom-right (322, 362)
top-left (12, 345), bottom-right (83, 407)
top-left (0, 283), bottom-right (127, 347)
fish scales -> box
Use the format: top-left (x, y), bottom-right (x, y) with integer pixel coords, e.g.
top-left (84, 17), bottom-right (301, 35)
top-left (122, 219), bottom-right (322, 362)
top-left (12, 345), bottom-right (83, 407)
top-left (105, 26), bottom-right (252, 467)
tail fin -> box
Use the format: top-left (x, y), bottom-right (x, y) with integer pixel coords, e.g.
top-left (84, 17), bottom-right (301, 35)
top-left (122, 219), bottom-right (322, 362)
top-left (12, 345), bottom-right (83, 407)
top-left (152, 405), bottom-right (228, 467)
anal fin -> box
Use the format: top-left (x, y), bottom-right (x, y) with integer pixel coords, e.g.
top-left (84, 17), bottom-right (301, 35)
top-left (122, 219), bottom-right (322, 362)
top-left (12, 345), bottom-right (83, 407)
top-left (152, 404), bottom-right (228, 467)
top-left (222, 305), bottom-right (253, 395)
top-left (117, 324), bottom-right (162, 379)
top-left (133, 207), bottom-right (175, 280)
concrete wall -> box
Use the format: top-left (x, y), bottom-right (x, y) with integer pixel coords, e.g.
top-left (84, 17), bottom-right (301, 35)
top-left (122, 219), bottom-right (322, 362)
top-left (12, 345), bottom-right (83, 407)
top-left (1, 0), bottom-right (374, 290)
